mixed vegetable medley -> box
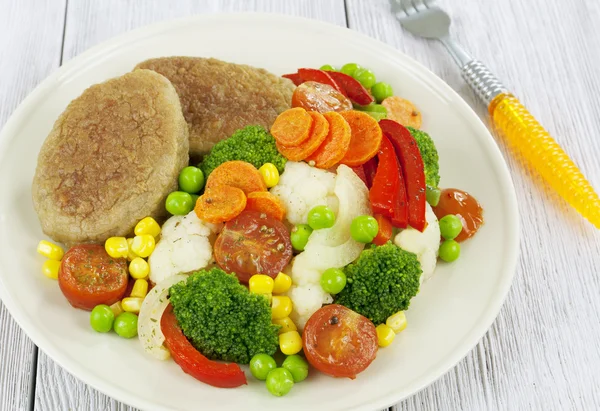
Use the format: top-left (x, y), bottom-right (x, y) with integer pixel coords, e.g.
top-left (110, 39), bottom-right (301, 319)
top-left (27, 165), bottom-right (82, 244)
top-left (36, 62), bottom-right (484, 396)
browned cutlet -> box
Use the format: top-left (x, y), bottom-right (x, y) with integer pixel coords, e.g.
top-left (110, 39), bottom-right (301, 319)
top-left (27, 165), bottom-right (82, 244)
top-left (135, 57), bottom-right (295, 158)
top-left (32, 69), bottom-right (189, 245)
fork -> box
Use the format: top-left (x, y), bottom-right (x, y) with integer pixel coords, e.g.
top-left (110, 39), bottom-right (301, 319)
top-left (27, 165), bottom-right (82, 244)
top-left (391, 0), bottom-right (600, 229)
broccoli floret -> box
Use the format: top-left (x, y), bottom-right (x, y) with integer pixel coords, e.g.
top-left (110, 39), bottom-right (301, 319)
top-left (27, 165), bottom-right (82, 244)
top-left (407, 126), bottom-right (440, 188)
top-left (199, 125), bottom-right (287, 178)
top-left (334, 243), bottom-right (422, 325)
top-left (169, 268), bottom-right (279, 364)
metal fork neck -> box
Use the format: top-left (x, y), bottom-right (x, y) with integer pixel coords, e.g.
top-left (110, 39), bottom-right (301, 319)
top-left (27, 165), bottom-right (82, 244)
top-left (440, 36), bottom-right (473, 68)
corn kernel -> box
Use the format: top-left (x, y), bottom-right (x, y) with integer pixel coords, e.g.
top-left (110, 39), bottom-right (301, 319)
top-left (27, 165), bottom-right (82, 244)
top-left (122, 297), bottom-right (144, 314)
top-left (110, 301), bottom-right (124, 317)
top-left (249, 274), bottom-right (274, 294)
top-left (386, 311), bottom-right (407, 334)
top-left (37, 240), bottom-right (64, 261)
top-left (258, 163), bottom-right (280, 188)
top-left (271, 296), bottom-right (292, 320)
top-left (134, 217), bottom-right (161, 238)
top-left (131, 279), bottom-right (149, 298)
top-left (126, 238), bottom-right (138, 261)
top-left (42, 259), bottom-right (60, 280)
top-left (131, 234), bottom-right (155, 258)
top-left (129, 257), bottom-right (149, 279)
top-left (272, 272), bottom-right (292, 294)
top-left (105, 237), bottom-right (129, 259)
top-left (273, 317), bottom-right (297, 334)
top-left (279, 330), bottom-right (302, 355)
top-left (376, 324), bottom-right (396, 347)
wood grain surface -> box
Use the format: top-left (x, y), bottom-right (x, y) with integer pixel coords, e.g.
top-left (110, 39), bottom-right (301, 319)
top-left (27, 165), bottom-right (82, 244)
top-left (0, 0), bottom-right (598, 410)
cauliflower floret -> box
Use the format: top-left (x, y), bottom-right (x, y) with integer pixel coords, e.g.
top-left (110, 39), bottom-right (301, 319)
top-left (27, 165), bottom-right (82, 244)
top-left (394, 203), bottom-right (440, 283)
top-left (285, 165), bottom-right (371, 330)
top-left (148, 211), bottom-right (221, 284)
top-left (270, 161), bottom-right (338, 225)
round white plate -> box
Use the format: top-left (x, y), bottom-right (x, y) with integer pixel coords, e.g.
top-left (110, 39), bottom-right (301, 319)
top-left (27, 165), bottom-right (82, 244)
top-left (0, 13), bottom-right (519, 411)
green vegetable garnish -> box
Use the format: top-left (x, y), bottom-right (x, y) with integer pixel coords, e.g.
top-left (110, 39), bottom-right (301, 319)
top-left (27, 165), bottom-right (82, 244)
top-left (165, 191), bottom-right (194, 215)
top-left (281, 355), bottom-right (309, 383)
top-left (352, 68), bottom-right (377, 89)
top-left (250, 353), bottom-right (277, 381)
top-left (178, 166), bottom-right (205, 194)
top-left (334, 243), bottom-right (422, 325)
top-left (350, 215), bottom-right (379, 243)
top-left (265, 368), bottom-right (294, 397)
top-left (406, 126), bottom-right (440, 188)
top-left (371, 82), bottom-right (394, 103)
top-left (439, 239), bottom-right (461, 262)
top-left (439, 214), bottom-right (463, 240)
top-left (307, 205), bottom-right (335, 230)
top-left (113, 312), bottom-right (138, 339)
top-left (320, 268), bottom-right (347, 295)
top-left (340, 63), bottom-right (361, 77)
top-left (90, 304), bottom-right (114, 333)
top-left (290, 224), bottom-right (313, 252)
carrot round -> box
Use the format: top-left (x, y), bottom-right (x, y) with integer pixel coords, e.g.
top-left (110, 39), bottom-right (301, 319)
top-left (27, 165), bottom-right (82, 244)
top-left (270, 107), bottom-right (313, 146)
top-left (381, 96), bottom-right (422, 129)
top-left (245, 191), bottom-right (286, 221)
top-left (276, 111), bottom-right (329, 162)
top-left (306, 111), bottom-right (352, 169)
top-left (195, 185), bottom-right (247, 224)
top-left (205, 161), bottom-right (266, 194)
top-left (339, 110), bottom-right (382, 166)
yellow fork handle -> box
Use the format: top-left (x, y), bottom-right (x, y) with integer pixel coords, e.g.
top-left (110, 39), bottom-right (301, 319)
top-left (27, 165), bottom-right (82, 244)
top-left (489, 93), bottom-right (600, 228)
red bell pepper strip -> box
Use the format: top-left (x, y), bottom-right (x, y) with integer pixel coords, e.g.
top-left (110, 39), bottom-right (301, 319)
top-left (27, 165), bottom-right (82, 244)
top-left (379, 119), bottom-right (427, 232)
top-left (297, 68), bottom-right (346, 95)
top-left (369, 135), bottom-right (408, 228)
top-left (362, 156), bottom-right (379, 189)
top-left (351, 166), bottom-right (369, 187)
top-left (282, 72), bottom-right (303, 86)
top-left (327, 71), bottom-right (374, 106)
top-left (161, 304), bottom-right (247, 388)
top-left (372, 214), bottom-right (394, 245)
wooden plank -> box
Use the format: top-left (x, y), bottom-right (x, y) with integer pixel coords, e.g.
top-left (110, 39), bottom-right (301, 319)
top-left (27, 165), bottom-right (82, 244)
top-left (0, 0), bottom-right (67, 410)
top-left (34, 3), bottom-right (348, 410)
top-left (346, 0), bottom-right (600, 410)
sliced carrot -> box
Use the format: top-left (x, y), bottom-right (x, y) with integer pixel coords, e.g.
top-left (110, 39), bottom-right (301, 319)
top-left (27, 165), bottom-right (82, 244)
top-left (276, 111), bottom-right (330, 162)
top-left (270, 107), bottom-right (313, 146)
top-left (245, 191), bottom-right (286, 221)
top-left (381, 96), bottom-right (422, 129)
top-left (205, 161), bottom-right (266, 194)
top-left (305, 111), bottom-right (352, 169)
top-left (338, 110), bottom-right (383, 166)
top-left (195, 185), bottom-right (247, 224)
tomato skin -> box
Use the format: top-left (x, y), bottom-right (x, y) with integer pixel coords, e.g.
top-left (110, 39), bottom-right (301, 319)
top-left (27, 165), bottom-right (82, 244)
top-left (372, 214), bottom-right (393, 245)
top-left (292, 82), bottom-right (353, 114)
top-left (214, 211), bottom-right (293, 283)
top-left (303, 304), bottom-right (378, 379)
top-left (161, 304), bottom-right (247, 388)
top-left (58, 244), bottom-right (128, 311)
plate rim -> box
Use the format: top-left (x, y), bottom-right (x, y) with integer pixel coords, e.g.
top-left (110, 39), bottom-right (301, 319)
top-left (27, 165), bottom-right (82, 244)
top-left (0, 12), bottom-right (520, 411)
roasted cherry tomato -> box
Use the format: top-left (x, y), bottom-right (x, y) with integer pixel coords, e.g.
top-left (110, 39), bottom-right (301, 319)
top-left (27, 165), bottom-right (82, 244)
top-left (292, 81), bottom-right (353, 114)
top-left (161, 304), bottom-right (247, 388)
top-left (58, 244), bottom-right (128, 311)
top-left (303, 304), bottom-right (378, 379)
top-left (214, 211), bottom-right (293, 283)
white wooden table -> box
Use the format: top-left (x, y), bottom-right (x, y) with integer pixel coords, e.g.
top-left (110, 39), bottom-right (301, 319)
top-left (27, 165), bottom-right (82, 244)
top-left (1, 0), bottom-right (599, 410)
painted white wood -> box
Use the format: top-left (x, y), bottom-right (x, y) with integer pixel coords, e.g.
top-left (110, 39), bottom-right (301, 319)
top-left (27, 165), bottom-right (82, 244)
top-left (346, 0), bottom-right (600, 410)
top-left (32, 2), bottom-right (347, 410)
top-left (0, 0), bottom-right (66, 410)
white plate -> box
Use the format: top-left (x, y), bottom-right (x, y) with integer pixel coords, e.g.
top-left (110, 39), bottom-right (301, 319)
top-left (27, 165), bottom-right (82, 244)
top-left (0, 13), bottom-right (519, 411)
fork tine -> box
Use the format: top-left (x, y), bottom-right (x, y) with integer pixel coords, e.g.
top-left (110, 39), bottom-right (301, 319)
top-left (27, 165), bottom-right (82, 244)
top-left (423, 0), bottom-right (437, 8)
top-left (411, 0), bottom-right (427, 12)
top-left (400, 0), bottom-right (417, 16)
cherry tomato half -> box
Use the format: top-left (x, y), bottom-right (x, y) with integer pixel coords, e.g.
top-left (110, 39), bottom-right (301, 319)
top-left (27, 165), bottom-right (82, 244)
top-left (292, 81), bottom-right (353, 114)
top-left (303, 304), bottom-right (378, 379)
top-left (58, 244), bottom-right (128, 311)
top-left (214, 211), bottom-right (293, 283)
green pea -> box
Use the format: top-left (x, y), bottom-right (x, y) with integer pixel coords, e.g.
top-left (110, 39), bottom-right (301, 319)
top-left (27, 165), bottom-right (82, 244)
top-left (426, 186), bottom-right (441, 207)
top-left (439, 239), bottom-right (461, 262)
top-left (353, 68), bottom-right (377, 89)
top-left (319, 64), bottom-right (336, 71)
top-left (178, 166), bottom-right (205, 194)
top-left (113, 312), bottom-right (138, 338)
top-left (360, 103), bottom-right (388, 114)
top-left (340, 63), bottom-right (361, 77)
top-left (290, 224), bottom-right (313, 251)
top-left (165, 191), bottom-right (194, 215)
top-left (90, 304), bottom-right (114, 333)
top-left (371, 82), bottom-right (394, 103)
top-left (350, 215), bottom-right (379, 243)
top-left (320, 268), bottom-right (347, 294)
top-left (190, 194), bottom-right (199, 207)
top-left (365, 111), bottom-right (387, 121)
top-left (265, 368), bottom-right (294, 397)
top-left (439, 214), bottom-right (463, 240)
top-left (307, 205), bottom-right (335, 230)
top-left (282, 355), bottom-right (309, 383)
top-left (250, 353), bottom-right (277, 381)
